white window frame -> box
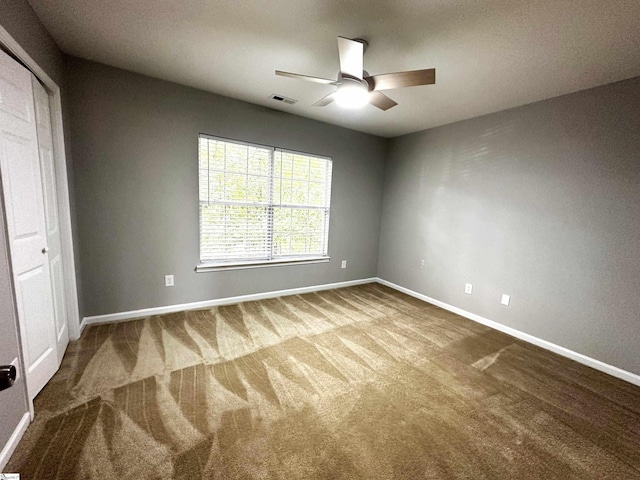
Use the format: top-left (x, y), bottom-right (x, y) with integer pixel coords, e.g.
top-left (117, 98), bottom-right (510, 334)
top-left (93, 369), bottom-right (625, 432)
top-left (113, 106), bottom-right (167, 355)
top-left (196, 134), bottom-right (332, 272)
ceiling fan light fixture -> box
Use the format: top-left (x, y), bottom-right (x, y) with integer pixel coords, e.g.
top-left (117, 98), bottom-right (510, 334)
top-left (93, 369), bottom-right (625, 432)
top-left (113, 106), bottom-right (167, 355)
top-left (334, 77), bottom-right (369, 108)
top-left (275, 36), bottom-right (435, 111)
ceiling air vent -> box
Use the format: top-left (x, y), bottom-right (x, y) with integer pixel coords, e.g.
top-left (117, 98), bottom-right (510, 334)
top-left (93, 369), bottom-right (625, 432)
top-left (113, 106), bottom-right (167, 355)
top-left (270, 94), bottom-right (297, 104)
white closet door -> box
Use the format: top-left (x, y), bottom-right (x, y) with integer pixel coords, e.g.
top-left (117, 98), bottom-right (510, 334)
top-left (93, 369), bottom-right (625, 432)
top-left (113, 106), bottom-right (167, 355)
top-left (0, 48), bottom-right (59, 399)
top-left (32, 77), bottom-right (69, 362)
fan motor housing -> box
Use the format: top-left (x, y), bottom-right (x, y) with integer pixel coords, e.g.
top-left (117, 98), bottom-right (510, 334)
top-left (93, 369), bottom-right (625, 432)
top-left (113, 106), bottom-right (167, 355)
top-left (338, 73), bottom-right (371, 91)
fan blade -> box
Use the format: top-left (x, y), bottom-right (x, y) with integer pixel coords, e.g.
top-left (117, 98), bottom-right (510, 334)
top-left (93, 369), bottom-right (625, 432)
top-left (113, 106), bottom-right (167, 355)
top-left (276, 70), bottom-right (337, 85)
top-left (337, 37), bottom-right (363, 79)
top-left (313, 92), bottom-right (336, 107)
top-left (369, 91), bottom-right (397, 111)
top-left (365, 68), bottom-right (435, 91)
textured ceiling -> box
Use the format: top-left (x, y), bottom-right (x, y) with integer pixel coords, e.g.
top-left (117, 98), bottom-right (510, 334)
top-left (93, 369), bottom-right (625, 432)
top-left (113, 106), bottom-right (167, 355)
top-left (28, 0), bottom-right (640, 137)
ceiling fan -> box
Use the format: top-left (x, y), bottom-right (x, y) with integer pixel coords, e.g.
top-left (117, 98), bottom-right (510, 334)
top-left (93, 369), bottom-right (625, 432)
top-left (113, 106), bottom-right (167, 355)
top-left (276, 36), bottom-right (436, 111)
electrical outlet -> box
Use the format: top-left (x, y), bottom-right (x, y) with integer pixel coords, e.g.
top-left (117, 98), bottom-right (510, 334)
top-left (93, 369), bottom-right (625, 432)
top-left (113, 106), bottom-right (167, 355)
top-left (501, 294), bottom-right (511, 306)
top-left (464, 283), bottom-right (473, 295)
top-left (165, 275), bottom-right (174, 287)
top-left (341, 260), bottom-right (347, 269)
top-left (420, 259), bottom-right (425, 269)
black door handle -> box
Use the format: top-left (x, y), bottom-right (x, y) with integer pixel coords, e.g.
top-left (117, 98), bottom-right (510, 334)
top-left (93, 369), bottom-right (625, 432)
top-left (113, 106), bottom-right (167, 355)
top-left (0, 365), bottom-right (17, 391)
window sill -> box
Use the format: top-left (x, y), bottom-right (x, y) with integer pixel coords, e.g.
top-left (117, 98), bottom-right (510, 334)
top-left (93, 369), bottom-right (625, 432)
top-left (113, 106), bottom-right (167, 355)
top-left (196, 256), bottom-right (330, 273)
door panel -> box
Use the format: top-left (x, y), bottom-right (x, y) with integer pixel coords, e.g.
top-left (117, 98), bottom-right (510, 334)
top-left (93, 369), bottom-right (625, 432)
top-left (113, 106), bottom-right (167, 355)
top-left (50, 255), bottom-right (67, 342)
top-left (0, 49), bottom-right (59, 399)
top-left (0, 75), bottom-right (31, 122)
top-left (32, 78), bottom-right (69, 358)
top-left (17, 267), bottom-right (56, 372)
top-left (4, 140), bottom-right (44, 266)
top-left (41, 149), bottom-right (60, 234)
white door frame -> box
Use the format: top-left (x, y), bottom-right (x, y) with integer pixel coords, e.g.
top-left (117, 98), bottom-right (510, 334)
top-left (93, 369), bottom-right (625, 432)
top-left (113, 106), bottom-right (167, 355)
top-left (0, 29), bottom-right (81, 352)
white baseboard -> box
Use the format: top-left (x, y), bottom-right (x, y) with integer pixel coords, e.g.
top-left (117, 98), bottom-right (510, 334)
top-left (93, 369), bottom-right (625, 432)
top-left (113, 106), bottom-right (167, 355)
top-left (376, 278), bottom-right (640, 388)
top-left (81, 277), bottom-right (377, 328)
top-left (79, 316), bottom-right (89, 335)
top-left (0, 411), bottom-right (30, 471)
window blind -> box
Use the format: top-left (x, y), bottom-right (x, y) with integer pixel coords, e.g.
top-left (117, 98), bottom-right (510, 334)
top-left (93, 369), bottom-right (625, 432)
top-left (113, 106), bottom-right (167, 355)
top-left (198, 135), bottom-right (332, 264)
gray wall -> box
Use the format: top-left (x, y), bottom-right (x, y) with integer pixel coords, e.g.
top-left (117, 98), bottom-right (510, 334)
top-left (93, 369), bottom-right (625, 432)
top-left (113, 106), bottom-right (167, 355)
top-left (66, 57), bottom-right (387, 317)
top-left (0, 0), bottom-right (65, 458)
top-left (378, 77), bottom-right (640, 375)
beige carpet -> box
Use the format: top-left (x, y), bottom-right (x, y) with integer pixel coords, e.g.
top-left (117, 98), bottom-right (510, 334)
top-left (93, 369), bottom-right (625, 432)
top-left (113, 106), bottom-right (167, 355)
top-left (6, 283), bottom-right (640, 479)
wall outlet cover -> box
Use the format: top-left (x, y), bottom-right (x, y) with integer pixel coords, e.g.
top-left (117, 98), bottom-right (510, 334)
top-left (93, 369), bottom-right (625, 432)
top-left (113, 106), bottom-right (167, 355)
top-left (165, 275), bottom-right (174, 287)
top-left (501, 294), bottom-right (511, 306)
top-left (464, 283), bottom-right (473, 294)
top-left (341, 260), bottom-right (347, 269)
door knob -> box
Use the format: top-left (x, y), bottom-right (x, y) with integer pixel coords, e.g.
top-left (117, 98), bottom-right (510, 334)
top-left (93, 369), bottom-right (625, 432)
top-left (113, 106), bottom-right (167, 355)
top-left (0, 364), bottom-right (16, 391)
top-left (42, 246), bottom-right (49, 254)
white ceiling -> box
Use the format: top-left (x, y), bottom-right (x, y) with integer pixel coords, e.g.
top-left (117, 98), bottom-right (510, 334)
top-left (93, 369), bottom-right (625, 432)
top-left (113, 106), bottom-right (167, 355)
top-left (28, 0), bottom-right (640, 138)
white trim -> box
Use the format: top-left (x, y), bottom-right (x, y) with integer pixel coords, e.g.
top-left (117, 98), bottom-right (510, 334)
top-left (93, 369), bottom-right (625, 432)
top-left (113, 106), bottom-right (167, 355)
top-left (82, 277), bottom-right (377, 327)
top-left (0, 412), bottom-right (30, 471)
top-left (377, 278), bottom-right (640, 388)
top-left (197, 256), bottom-right (330, 272)
top-left (79, 316), bottom-right (89, 336)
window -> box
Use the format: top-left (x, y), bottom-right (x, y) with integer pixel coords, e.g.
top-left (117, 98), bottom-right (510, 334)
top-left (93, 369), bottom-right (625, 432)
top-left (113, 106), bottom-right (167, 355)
top-left (197, 135), bottom-right (332, 271)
